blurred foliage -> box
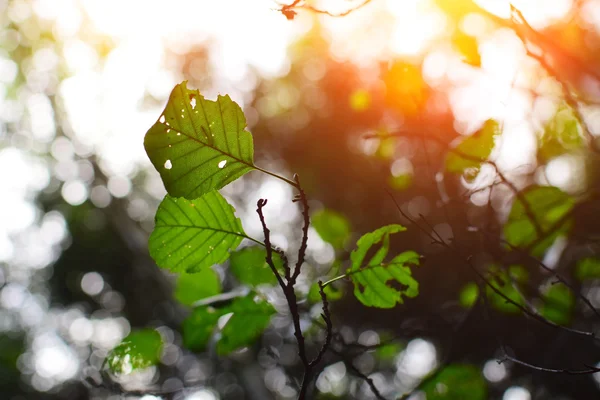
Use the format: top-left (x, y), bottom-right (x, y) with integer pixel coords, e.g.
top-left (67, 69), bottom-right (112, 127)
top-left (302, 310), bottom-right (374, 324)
top-left (107, 329), bottom-right (163, 375)
top-left (229, 246), bottom-right (282, 286)
top-left (445, 119), bottom-right (499, 178)
top-left (422, 364), bottom-right (487, 400)
top-left (312, 209), bottom-right (352, 250)
top-left (538, 105), bottom-right (583, 163)
top-left (576, 258), bottom-right (600, 280)
top-left (183, 294), bottom-right (274, 355)
top-left (540, 283), bottom-right (575, 325)
top-left (503, 186), bottom-right (574, 256)
top-left (174, 269), bottom-right (222, 306)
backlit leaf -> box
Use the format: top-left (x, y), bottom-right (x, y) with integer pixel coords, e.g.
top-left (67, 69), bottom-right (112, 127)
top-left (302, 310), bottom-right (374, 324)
top-left (149, 191), bottom-right (246, 273)
top-left (107, 329), bottom-right (163, 374)
top-left (312, 209), bottom-right (352, 250)
top-left (174, 269), bottom-right (221, 306)
top-left (446, 119), bottom-right (499, 176)
top-left (144, 81), bottom-right (255, 199)
top-left (504, 186), bottom-right (574, 256)
top-left (229, 246), bottom-right (281, 286)
top-left (422, 364), bottom-right (487, 400)
top-left (348, 225), bottom-right (420, 308)
top-left (349, 89), bottom-right (371, 111)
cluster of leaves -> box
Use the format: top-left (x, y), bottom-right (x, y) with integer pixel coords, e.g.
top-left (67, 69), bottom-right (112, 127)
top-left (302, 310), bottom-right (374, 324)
top-left (105, 82), bottom-right (422, 378)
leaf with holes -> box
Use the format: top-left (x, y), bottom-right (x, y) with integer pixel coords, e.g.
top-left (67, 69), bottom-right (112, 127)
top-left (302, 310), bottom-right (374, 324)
top-left (144, 81), bottom-right (255, 199)
top-left (446, 119), bottom-right (499, 177)
top-left (174, 269), bottom-right (222, 306)
top-left (504, 186), bottom-right (574, 256)
top-left (348, 225), bottom-right (420, 308)
top-left (149, 191), bottom-right (248, 273)
top-left (107, 329), bottom-right (163, 374)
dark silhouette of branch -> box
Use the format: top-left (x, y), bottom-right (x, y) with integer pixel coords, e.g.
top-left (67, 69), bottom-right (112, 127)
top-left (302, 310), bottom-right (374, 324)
top-left (499, 345), bottom-right (600, 375)
top-left (256, 175), bottom-right (333, 399)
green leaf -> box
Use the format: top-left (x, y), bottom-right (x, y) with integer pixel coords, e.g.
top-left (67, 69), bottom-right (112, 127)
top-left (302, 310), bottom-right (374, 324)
top-left (312, 209), bottom-right (352, 250)
top-left (144, 81), bottom-right (255, 199)
top-left (422, 364), bottom-right (487, 400)
top-left (107, 329), bottom-right (163, 374)
top-left (308, 282), bottom-right (343, 303)
top-left (182, 294), bottom-right (275, 354)
top-left (445, 119), bottom-right (499, 176)
top-left (375, 341), bottom-right (403, 362)
top-left (149, 191), bottom-right (246, 273)
top-left (229, 246), bottom-right (281, 286)
top-left (538, 105), bottom-right (583, 163)
top-left (486, 266), bottom-right (527, 314)
top-left (459, 282), bottom-right (479, 308)
top-left (174, 269), bottom-right (222, 306)
top-left (183, 306), bottom-right (224, 352)
top-left (504, 186), bottom-right (574, 256)
top-left (576, 258), bottom-right (600, 280)
top-left (348, 225), bottom-right (420, 308)
top-left (217, 294), bottom-right (275, 355)
top-left (541, 283), bottom-right (574, 325)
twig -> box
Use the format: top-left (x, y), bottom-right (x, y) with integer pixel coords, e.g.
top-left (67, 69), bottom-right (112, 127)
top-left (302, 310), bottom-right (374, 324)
top-left (278, 0), bottom-right (373, 19)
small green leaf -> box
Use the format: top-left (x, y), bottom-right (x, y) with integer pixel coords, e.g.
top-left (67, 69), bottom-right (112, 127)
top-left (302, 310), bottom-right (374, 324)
top-left (459, 283), bottom-right (479, 308)
top-left (422, 364), bottom-right (487, 400)
top-left (538, 105), bottom-right (583, 163)
top-left (183, 307), bottom-right (224, 352)
top-left (576, 258), bottom-right (600, 280)
top-left (308, 282), bottom-right (343, 303)
top-left (149, 191), bottom-right (246, 273)
top-left (541, 283), bottom-right (574, 325)
top-left (229, 247), bottom-right (281, 286)
top-left (217, 295), bottom-right (275, 355)
top-left (144, 82), bottom-right (255, 199)
top-left (174, 269), bottom-right (221, 306)
top-left (446, 119), bottom-right (499, 175)
top-left (375, 342), bottom-right (403, 362)
top-left (504, 186), bottom-right (574, 256)
top-left (107, 329), bottom-right (163, 374)
top-left (312, 209), bottom-right (352, 250)
top-left (486, 266), bottom-right (527, 314)
top-left (349, 225), bottom-right (420, 308)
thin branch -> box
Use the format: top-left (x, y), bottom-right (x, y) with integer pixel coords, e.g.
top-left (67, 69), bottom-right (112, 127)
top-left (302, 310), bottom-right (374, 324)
top-left (278, 0), bottom-right (373, 19)
top-left (291, 173), bottom-right (310, 283)
top-left (499, 345), bottom-right (600, 375)
top-left (309, 280), bottom-right (333, 368)
top-left (256, 199), bottom-right (287, 291)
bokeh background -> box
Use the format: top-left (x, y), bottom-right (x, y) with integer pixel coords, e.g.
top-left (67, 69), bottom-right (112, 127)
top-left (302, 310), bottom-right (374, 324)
top-left (3, 0), bottom-right (600, 399)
